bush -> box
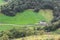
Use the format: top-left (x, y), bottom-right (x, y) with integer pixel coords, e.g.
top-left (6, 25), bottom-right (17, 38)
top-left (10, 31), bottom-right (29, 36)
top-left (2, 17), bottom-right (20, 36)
top-left (0, 34), bottom-right (9, 40)
top-left (44, 21), bottom-right (60, 32)
top-left (5, 27), bottom-right (34, 38)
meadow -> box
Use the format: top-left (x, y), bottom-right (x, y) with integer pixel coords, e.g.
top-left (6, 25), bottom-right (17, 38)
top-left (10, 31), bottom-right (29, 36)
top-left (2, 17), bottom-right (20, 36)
top-left (0, 0), bottom-right (4, 4)
top-left (0, 9), bottom-right (53, 24)
top-left (0, 0), bottom-right (6, 5)
top-left (0, 0), bottom-right (60, 40)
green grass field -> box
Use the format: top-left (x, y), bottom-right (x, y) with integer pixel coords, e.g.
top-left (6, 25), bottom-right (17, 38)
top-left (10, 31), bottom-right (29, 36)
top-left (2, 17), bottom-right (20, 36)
top-left (0, 0), bottom-right (53, 25)
top-left (0, 9), bottom-right (53, 31)
top-left (0, 0), bottom-right (60, 40)
top-left (0, 0), bottom-right (5, 5)
top-left (0, 9), bottom-right (53, 24)
top-left (0, 0), bottom-right (53, 31)
top-left (0, 0), bottom-right (4, 3)
top-left (0, 25), bottom-right (14, 31)
top-left (0, 0), bottom-right (7, 6)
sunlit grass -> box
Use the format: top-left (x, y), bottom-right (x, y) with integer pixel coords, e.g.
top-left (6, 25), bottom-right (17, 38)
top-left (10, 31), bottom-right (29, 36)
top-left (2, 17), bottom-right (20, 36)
top-left (0, 0), bottom-right (7, 6)
top-left (0, 9), bottom-right (53, 24)
top-left (15, 35), bottom-right (60, 40)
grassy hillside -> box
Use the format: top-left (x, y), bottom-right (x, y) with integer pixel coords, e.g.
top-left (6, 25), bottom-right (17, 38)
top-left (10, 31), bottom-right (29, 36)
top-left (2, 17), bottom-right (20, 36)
top-left (0, 25), bottom-right (15, 31)
top-left (0, 0), bottom-right (5, 4)
top-left (0, 9), bottom-right (53, 24)
top-left (0, 0), bottom-right (4, 3)
top-left (0, 0), bottom-right (60, 40)
top-left (0, 0), bottom-right (53, 24)
top-left (0, 0), bottom-right (7, 6)
top-left (15, 35), bottom-right (60, 40)
top-left (0, 9), bottom-right (53, 31)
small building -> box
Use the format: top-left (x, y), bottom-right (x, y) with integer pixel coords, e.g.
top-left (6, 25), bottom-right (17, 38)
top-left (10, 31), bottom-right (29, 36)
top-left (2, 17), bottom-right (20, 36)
top-left (39, 21), bottom-right (48, 26)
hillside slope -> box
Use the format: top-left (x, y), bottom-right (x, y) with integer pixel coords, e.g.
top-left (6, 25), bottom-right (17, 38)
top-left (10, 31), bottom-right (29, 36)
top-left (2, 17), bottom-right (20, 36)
top-left (0, 9), bottom-right (53, 24)
top-left (15, 35), bottom-right (60, 40)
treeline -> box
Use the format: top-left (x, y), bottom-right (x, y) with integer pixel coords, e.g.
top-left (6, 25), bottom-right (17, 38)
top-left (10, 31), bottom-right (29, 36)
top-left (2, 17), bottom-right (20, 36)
top-left (0, 0), bottom-right (57, 16)
top-left (0, 26), bottom-right (45, 40)
top-left (1, 0), bottom-right (42, 16)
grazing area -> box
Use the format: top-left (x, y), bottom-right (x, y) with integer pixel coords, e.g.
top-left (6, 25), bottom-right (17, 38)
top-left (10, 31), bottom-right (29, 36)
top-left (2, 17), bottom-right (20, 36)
top-left (0, 0), bottom-right (7, 5)
top-left (0, 0), bottom-right (60, 23)
top-left (0, 9), bottom-right (53, 24)
top-left (0, 0), bottom-right (60, 40)
top-left (0, 0), bottom-right (4, 4)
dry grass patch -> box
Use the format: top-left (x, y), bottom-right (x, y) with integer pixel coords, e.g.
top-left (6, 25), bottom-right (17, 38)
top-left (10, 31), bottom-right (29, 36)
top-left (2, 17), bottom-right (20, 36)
top-left (15, 35), bottom-right (60, 40)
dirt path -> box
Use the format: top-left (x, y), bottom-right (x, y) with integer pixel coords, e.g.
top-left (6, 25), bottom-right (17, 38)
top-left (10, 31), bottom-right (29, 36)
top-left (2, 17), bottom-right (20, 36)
top-left (0, 24), bottom-right (34, 26)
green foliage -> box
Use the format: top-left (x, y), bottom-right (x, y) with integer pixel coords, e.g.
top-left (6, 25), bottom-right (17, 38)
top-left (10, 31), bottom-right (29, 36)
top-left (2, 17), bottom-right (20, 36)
top-left (0, 32), bottom-right (9, 40)
top-left (44, 21), bottom-right (60, 32)
top-left (0, 22), bottom-right (60, 39)
top-left (0, 0), bottom-right (60, 23)
top-left (0, 25), bottom-right (45, 39)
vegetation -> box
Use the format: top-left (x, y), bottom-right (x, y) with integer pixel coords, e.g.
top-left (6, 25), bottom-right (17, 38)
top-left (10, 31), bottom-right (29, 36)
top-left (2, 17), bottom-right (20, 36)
top-left (0, 10), bottom-right (53, 24)
top-left (15, 35), bottom-right (60, 40)
top-left (0, 0), bottom-right (60, 40)
top-left (44, 21), bottom-right (60, 32)
top-left (0, 21), bottom-right (60, 39)
top-left (0, 0), bottom-right (4, 4)
top-left (0, 0), bottom-right (7, 5)
top-left (0, 0), bottom-right (60, 23)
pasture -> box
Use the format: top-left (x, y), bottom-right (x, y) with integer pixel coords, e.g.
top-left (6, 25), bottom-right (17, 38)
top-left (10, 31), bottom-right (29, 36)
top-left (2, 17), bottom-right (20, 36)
top-left (0, 9), bottom-right (53, 24)
top-left (0, 0), bottom-right (60, 40)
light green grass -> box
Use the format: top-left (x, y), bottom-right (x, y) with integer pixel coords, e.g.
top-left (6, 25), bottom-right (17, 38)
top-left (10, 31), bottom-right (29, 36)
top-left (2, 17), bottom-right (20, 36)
top-left (0, 0), bottom-right (4, 3)
top-left (0, 9), bottom-right (53, 24)
top-left (0, 0), bottom-right (7, 6)
top-left (0, 9), bottom-right (53, 31)
top-left (0, 0), bottom-right (5, 4)
top-left (0, 25), bottom-right (14, 31)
